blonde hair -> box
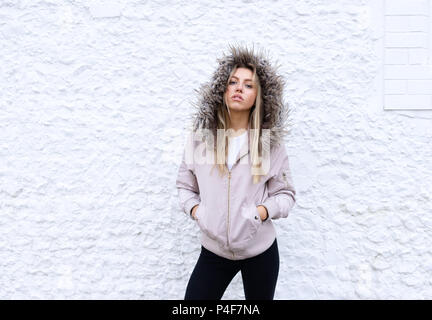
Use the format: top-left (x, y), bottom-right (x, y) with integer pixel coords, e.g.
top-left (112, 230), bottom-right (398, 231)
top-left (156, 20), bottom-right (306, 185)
top-left (210, 63), bottom-right (265, 184)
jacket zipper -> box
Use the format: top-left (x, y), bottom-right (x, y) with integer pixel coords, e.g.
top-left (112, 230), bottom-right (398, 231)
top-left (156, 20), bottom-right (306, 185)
top-left (227, 170), bottom-right (235, 259)
top-left (226, 151), bottom-right (249, 259)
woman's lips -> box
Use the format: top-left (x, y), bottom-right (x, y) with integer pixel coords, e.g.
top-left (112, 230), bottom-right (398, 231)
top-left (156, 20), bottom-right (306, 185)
top-left (232, 96), bottom-right (243, 101)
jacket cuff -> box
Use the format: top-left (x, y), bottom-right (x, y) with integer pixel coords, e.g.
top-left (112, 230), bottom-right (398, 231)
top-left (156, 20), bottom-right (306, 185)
top-left (185, 199), bottom-right (200, 220)
top-left (260, 198), bottom-right (278, 220)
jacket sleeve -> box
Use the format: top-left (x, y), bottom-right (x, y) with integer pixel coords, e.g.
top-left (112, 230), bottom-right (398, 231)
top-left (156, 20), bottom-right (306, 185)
top-left (260, 143), bottom-right (296, 220)
top-left (175, 141), bottom-right (201, 220)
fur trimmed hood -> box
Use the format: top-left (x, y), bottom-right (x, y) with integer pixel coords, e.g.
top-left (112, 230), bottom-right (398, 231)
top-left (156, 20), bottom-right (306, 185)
top-left (189, 43), bottom-right (292, 148)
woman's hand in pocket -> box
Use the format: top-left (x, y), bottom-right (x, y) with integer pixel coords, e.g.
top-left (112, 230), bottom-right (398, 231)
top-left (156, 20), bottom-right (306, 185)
top-left (191, 204), bottom-right (199, 220)
top-left (256, 205), bottom-right (268, 221)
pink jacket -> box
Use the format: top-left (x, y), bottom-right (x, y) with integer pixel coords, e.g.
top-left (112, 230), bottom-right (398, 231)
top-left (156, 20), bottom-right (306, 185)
top-left (176, 130), bottom-right (296, 260)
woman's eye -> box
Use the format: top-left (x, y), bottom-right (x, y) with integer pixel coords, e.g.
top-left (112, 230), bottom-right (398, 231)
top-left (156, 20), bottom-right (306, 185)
top-left (229, 81), bottom-right (253, 88)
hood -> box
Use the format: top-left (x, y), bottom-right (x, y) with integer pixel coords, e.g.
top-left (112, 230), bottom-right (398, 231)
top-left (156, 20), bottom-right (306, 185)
top-left (189, 43), bottom-right (292, 149)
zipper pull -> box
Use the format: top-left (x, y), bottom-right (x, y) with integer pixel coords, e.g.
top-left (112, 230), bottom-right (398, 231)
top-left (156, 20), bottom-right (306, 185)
top-left (282, 171), bottom-right (288, 187)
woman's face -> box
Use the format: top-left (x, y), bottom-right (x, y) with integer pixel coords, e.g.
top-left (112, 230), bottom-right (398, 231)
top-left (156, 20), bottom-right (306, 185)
top-left (224, 67), bottom-right (257, 112)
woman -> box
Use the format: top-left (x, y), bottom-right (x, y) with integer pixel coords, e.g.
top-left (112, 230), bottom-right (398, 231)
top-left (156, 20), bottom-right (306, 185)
top-left (176, 44), bottom-right (296, 300)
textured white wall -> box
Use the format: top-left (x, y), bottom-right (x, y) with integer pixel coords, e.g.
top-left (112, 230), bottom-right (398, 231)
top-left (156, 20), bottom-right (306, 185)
top-left (1, 0), bottom-right (431, 299)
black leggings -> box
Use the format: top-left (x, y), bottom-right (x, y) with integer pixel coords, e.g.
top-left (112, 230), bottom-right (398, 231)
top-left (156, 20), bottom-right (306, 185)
top-left (184, 238), bottom-right (279, 300)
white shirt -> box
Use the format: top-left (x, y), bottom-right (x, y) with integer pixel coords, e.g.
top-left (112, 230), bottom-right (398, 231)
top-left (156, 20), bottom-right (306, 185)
top-left (227, 131), bottom-right (248, 171)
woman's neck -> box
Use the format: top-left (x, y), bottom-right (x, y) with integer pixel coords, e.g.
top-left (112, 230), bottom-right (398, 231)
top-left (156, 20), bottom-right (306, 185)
top-left (227, 112), bottom-right (249, 133)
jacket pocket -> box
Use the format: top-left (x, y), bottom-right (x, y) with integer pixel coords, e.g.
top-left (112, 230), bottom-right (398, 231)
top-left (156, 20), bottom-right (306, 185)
top-left (229, 203), bottom-right (262, 251)
top-left (195, 204), bottom-right (222, 243)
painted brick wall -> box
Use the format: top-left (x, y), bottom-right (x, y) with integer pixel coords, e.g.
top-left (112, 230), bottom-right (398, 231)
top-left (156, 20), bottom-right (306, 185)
top-left (1, 0), bottom-right (431, 299)
top-left (383, 0), bottom-right (432, 109)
